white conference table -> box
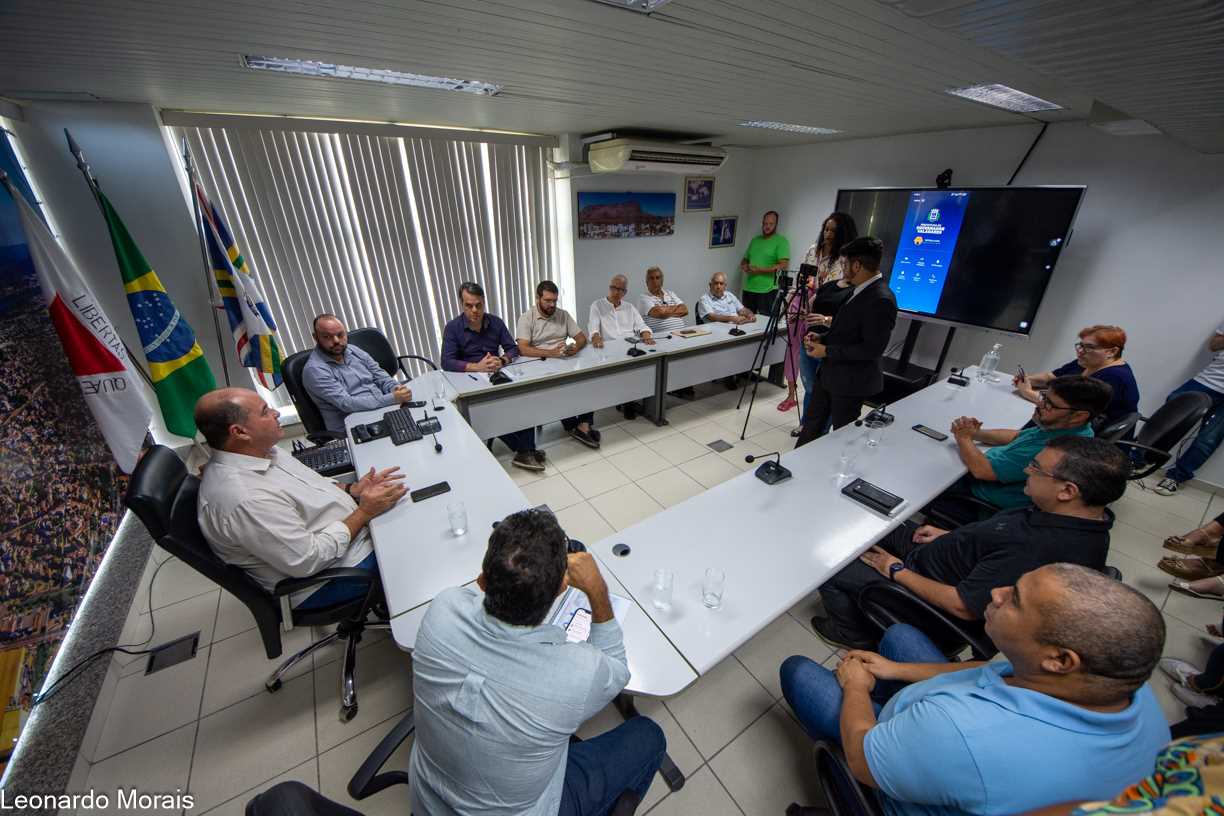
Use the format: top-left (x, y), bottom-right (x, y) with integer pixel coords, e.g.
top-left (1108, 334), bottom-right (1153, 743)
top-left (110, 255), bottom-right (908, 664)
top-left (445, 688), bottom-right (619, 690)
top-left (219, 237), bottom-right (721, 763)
top-left (344, 386), bottom-right (698, 698)
top-left (437, 320), bottom-right (786, 439)
top-left (587, 370), bottom-right (1038, 675)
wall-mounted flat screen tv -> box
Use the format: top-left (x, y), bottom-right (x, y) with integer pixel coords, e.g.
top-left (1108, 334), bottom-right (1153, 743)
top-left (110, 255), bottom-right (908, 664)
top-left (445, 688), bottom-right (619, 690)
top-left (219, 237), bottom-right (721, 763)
top-left (834, 186), bottom-right (1085, 336)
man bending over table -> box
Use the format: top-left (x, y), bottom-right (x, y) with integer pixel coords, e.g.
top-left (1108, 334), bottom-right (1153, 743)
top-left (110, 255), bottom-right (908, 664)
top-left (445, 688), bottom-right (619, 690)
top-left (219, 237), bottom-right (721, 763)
top-left (813, 436), bottom-right (1126, 649)
top-left (781, 564), bottom-right (1169, 816)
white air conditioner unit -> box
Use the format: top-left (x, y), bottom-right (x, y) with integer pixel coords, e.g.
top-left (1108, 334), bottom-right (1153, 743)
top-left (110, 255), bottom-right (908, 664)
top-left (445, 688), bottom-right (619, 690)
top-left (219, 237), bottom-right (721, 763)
top-left (587, 139), bottom-right (727, 174)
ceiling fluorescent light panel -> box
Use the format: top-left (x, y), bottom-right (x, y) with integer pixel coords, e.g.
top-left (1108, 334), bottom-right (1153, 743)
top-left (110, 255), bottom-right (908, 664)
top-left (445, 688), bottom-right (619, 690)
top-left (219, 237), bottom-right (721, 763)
top-left (589, 0), bottom-right (675, 12)
top-left (243, 56), bottom-right (502, 96)
top-left (945, 83), bottom-right (1061, 113)
top-left (739, 121), bottom-right (840, 136)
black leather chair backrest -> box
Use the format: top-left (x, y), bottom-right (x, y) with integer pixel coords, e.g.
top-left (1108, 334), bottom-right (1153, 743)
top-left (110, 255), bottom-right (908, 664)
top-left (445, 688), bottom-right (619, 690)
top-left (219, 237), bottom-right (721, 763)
top-left (348, 328), bottom-right (399, 378)
top-left (281, 348), bottom-right (332, 441)
top-left (1138, 392), bottom-right (1213, 458)
top-left (1096, 412), bottom-right (1140, 442)
top-left (126, 445), bottom-right (287, 657)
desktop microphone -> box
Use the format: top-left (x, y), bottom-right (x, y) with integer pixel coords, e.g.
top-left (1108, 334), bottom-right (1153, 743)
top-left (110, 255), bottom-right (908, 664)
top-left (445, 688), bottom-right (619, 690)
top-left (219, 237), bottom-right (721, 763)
top-left (626, 336), bottom-right (647, 357)
top-left (744, 452), bottom-right (792, 485)
top-left (728, 323), bottom-right (746, 336)
top-left (421, 409), bottom-right (443, 453)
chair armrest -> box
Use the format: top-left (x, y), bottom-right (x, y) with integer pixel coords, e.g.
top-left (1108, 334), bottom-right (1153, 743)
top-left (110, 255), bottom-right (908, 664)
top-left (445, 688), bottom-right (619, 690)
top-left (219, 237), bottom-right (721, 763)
top-left (812, 740), bottom-right (881, 816)
top-left (306, 430), bottom-right (345, 446)
top-left (857, 582), bottom-right (997, 660)
top-left (348, 709), bottom-right (415, 799)
top-left (273, 567), bottom-right (377, 596)
top-left (923, 495), bottom-right (999, 530)
top-left (396, 354), bottom-right (438, 377)
top-left (1111, 440), bottom-right (1171, 480)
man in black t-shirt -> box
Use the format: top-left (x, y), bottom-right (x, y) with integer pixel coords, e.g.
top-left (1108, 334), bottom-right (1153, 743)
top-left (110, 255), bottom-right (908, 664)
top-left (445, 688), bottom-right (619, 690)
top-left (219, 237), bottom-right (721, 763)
top-left (813, 436), bottom-right (1129, 649)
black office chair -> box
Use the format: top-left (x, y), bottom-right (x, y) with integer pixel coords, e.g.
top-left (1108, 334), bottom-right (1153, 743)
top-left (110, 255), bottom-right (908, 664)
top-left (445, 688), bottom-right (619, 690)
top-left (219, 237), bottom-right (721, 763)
top-left (1115, 392), bottom-right (1214, 480)
top-left (787, 741), bottom-right (879, 816)
top-left (282, 348), bottom-right (343, 446)
top-left (125, 445), bottom-right (384, 722)
top-left (348, 327), bottom-right (437, 380)
top-left (1096, 411), bottom-right (1141, 442)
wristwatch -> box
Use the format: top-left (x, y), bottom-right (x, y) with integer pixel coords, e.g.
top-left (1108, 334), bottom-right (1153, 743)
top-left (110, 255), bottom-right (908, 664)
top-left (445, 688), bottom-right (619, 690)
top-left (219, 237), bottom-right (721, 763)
top-left (888, 562), bottom-right (906, 582)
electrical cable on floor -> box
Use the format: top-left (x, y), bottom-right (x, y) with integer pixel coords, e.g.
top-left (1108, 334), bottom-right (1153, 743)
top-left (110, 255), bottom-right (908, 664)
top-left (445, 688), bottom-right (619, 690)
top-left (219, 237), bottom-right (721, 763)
top-left (31, 554), bottom-right (175, 706)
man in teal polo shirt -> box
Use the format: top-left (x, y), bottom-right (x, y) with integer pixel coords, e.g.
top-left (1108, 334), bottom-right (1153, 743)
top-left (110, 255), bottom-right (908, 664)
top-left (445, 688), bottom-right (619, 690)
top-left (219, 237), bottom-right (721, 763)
top-left (931, 375), bottom-right (1113, 524)
top-left (739, 210), bottom-right (790, 315)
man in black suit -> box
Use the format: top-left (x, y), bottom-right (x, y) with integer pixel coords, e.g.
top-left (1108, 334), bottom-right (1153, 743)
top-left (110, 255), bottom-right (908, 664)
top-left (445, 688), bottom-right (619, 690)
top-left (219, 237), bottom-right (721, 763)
top-left (795, 237), bottom-right (897, 447)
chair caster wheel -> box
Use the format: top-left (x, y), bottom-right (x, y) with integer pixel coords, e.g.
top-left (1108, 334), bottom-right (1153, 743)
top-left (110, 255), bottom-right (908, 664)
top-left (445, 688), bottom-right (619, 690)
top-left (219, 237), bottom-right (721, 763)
top-left (266, 679), bottom-right (282, 693)
top-left (340, 704), bottom-right (358, 722)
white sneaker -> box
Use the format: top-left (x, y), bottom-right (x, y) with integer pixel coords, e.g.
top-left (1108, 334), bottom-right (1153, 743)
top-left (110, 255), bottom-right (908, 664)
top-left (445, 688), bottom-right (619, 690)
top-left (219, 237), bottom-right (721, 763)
top-left (1171, 682), bottom-right (1219, 709)
top-left (1160, 656), bottom-right (1202, 687)
top-left (1154, 477), bottom-right (1181, 496)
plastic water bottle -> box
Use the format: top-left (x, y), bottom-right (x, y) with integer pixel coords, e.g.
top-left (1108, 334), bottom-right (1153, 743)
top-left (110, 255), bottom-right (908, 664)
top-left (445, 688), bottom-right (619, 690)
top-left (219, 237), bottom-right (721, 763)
top-left (978, 343), bottom-right (1002, 382)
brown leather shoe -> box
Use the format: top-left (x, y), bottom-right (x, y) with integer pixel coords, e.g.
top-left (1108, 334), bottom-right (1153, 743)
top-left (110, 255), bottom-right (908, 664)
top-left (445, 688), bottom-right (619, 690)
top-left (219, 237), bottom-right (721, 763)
top-left (1159, 555), bottom-right (1224, 580)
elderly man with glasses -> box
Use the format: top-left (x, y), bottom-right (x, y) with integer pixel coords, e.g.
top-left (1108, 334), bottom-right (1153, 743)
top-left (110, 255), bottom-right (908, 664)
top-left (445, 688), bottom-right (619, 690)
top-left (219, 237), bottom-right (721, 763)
top-left (589, 274), bottom-right (653, 419)
top-left (925, 374), bottom-right (1114, 527)
top-left (810, 436), bottom-right (1127, 649)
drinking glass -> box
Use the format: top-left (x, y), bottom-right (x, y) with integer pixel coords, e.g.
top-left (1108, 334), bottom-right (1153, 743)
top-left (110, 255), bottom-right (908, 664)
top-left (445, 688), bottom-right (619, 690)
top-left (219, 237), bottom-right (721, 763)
top-left (864, 418), bottom-right (887, 447)
top-left (703, 568), bottom-right (726, 610)
top-left (651, 568), bottom-right (674, 611)
top-left (836, 440), bottom-right (858, 479)
top-left (433, 376), bottom-right (446, 410)
top-left (447, 501), bottom-right (468, 537)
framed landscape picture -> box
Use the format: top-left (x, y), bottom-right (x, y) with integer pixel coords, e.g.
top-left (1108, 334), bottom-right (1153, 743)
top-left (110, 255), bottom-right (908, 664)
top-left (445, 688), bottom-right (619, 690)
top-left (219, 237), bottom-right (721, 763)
top-left (683, 176), bottom-right (714, 212)
top-left (709, 215), bottom-right (738, 248)
top-left (577, 191), bottom-right (676, 239)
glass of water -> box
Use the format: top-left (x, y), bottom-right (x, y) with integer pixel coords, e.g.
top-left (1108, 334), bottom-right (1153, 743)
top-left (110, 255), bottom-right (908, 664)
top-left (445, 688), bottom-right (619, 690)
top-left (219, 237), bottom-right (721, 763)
top-left (864, 418), bottom-right (887, 447)
top-left (447, 501), bottom-right (467, 537)
top-left (433, 376), bottom-right (447, 409)
top-left (836, 439), bottom-right (858, 479)
top-left (651, 568), bottom-right (674, 611)
top-left (703, 568), bottom-right (725, 609)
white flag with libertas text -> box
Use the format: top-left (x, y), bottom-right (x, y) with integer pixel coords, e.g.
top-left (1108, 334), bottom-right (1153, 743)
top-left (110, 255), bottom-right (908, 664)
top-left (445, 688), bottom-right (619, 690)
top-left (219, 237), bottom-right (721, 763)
top-left (4, 178), bottom-right (152, 473)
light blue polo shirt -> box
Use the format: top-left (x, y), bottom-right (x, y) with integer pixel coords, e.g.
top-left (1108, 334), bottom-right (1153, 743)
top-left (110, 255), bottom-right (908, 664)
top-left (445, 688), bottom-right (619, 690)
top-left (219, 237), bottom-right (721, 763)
top-left (972, 423), bottom-right (1094, 509)
top-left (865, 662), bottom-right (1169, 816)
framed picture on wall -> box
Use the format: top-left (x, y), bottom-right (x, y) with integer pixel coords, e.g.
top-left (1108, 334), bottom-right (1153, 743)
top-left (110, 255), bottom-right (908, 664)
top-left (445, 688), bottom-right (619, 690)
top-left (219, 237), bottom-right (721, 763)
top-left (709, 215), bottom-right (738, 248)
top-left (683, 176), bottom-right (715, 212)
top-left (577, 191), bottom-right (676, 239)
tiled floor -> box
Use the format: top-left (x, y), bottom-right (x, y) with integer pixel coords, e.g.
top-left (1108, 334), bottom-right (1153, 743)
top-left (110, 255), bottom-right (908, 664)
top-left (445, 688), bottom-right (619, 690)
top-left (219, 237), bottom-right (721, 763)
top-left (82, 380), bottom-right (1223, 815)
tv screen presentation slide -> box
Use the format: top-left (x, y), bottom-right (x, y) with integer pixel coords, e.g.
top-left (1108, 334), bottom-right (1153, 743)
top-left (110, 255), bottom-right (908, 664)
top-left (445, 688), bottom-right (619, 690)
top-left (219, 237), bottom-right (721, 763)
top-left (834, 186), bottom-right (1084, 336)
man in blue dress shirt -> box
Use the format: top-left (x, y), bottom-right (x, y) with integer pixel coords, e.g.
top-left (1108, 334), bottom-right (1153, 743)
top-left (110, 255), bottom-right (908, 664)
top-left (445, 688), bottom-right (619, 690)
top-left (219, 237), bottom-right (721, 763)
top-left (441, 281), bottom-right (545, 471)
top-left (780, 563), bottom-right (1169, 816)
top-left (302, 314), bottom-right (413, 435)
top-left (409, 509), bottom-right (666, 815)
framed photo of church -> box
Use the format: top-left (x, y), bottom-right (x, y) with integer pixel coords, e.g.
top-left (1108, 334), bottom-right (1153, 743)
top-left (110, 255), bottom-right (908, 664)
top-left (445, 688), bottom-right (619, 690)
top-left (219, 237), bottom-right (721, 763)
top-left (709, 215), bottom-right (738, 248)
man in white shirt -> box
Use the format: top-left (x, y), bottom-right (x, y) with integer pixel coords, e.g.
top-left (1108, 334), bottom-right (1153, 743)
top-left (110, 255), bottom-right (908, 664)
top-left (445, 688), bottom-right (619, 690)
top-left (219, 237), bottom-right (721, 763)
top-left (589, 274), bottom-right (654, 348)
top-left (637, 266), bottom-right (688, 335)
top-left (1154, 322), bottom-right (1224, 497)
top-left (696, 272), bottom-right (756, 325)
top-left (194, 387), bottom-right (406, 609)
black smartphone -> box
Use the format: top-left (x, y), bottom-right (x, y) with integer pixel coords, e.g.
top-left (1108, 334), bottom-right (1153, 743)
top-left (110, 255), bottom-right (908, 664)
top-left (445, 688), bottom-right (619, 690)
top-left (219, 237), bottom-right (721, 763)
top-left (913, 424), bottom-right (949, 442)
top-left (841, 478), bottom-right (905, 516)
top-left (410, 481), bottom-right (451, 503)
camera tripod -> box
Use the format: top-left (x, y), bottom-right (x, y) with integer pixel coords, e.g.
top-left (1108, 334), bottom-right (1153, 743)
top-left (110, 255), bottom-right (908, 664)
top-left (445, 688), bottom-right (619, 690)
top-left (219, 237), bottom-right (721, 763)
top-left (735, 268), bottom-right (811, 440)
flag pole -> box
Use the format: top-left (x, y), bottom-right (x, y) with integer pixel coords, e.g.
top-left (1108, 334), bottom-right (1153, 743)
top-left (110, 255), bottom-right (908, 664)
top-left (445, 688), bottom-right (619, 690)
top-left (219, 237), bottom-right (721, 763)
top-left (62, 129), bottom-right (157, 391)
top-left (181, 138), bottom-right (232, 386)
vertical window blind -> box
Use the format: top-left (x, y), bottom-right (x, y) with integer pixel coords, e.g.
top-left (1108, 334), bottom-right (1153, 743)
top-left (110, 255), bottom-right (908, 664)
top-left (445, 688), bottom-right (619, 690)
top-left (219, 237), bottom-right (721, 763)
top-left (172, 121), bottom-right (557, 383)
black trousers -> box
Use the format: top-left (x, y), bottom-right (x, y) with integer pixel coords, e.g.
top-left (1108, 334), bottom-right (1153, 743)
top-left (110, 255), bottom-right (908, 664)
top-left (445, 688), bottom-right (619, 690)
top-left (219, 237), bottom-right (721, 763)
top-left (562, 412), bottom-right (595, 431)
top-left (740, 289), bottom-right (776, 315)
top-left (820, 524), bottom-right (921, 642)
top-left (794, 384), bottom-right (863, 447)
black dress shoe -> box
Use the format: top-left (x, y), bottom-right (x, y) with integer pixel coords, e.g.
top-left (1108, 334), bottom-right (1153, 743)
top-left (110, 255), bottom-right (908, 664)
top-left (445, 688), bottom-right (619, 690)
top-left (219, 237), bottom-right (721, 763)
top-left (811, 615), bottom-right (877, 651)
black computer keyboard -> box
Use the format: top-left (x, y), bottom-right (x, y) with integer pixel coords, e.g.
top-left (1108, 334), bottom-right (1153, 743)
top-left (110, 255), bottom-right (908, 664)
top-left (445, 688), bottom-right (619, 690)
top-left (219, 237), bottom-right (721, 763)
top-left (292, 439), bottom-right (353, 476)
top-left (384, 407), bottom-right (423, 445)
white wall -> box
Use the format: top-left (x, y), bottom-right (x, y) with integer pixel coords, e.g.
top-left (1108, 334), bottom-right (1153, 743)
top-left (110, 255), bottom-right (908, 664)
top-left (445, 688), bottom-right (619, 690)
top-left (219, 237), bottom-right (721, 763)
top-left (570, 147), bottom-right (757, 327)
top-left (10, 101), bottom-right (239, 443)
top-left (750, 121), bottom-right (1224, 487)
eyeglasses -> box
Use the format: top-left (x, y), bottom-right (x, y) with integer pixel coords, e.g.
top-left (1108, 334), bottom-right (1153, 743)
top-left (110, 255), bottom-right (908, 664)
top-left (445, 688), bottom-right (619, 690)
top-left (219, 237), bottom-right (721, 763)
top-left (1038, 393), bottom-right (1085, 413)
top-left (1074, 341), bottom-right (1112, 352)
top-left (1024, 458), bottom-right (1080, 490)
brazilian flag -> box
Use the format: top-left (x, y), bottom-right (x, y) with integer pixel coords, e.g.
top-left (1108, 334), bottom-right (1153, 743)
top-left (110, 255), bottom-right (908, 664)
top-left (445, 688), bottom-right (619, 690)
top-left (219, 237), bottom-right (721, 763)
top-left (98, 191), bottom-right (215, 438)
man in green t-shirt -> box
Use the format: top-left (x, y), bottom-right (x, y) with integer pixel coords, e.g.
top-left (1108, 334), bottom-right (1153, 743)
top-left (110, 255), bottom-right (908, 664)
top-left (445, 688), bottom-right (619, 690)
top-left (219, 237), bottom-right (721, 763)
top-left (739, 210), bottom-right (790, 315)
top-left (928, 375), bottom-right (1113, 524)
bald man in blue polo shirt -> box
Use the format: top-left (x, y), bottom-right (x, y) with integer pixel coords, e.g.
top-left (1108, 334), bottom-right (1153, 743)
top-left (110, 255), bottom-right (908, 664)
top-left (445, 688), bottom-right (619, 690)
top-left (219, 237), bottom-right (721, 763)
top-left (780, 564), bottom-right (1169, 816)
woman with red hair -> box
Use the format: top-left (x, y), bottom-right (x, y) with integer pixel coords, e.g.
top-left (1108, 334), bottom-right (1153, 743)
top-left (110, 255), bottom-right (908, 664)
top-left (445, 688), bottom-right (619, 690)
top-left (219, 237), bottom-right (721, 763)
top-left (1013, 325), bottom-right (1140, 428)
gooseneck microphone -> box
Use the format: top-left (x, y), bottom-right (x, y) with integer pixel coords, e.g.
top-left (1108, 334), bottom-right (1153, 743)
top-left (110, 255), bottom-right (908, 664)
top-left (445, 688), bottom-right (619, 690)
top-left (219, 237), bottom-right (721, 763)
top-left (746, 451), bottom-right (791, 485)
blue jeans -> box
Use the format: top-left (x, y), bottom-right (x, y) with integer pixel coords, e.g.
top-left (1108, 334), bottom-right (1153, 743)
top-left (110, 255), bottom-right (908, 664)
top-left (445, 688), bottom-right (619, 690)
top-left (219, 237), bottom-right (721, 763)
top-left (294, 551), bottom-right (378, 611)
top-left (558, 716), bottom-right (666, 816)
top-left (1165, 379), bottom-right (1224, 482)
top-left (779, 624), bottom-right (946, 743)
top-left (799, 351), bottom-right (821, 425)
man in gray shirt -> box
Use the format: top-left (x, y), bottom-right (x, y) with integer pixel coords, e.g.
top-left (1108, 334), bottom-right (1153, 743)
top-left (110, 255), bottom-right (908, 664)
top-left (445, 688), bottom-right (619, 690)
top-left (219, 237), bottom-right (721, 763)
top-left (302, 314), bottom-right (412, 434)
top-left (409, 510), bottom-right (666, 816)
